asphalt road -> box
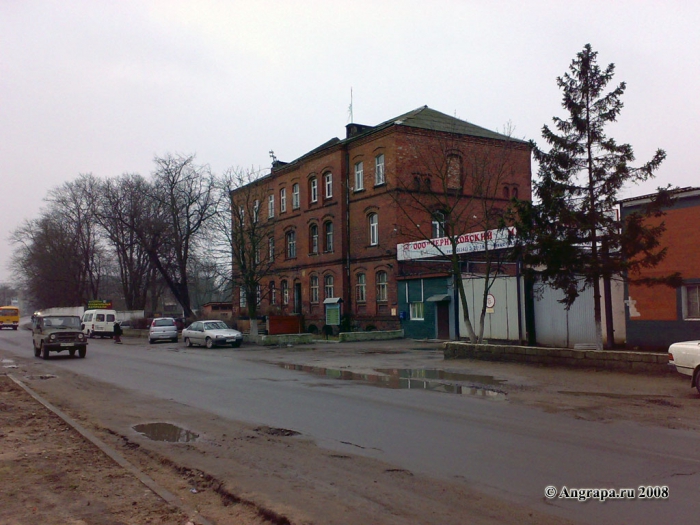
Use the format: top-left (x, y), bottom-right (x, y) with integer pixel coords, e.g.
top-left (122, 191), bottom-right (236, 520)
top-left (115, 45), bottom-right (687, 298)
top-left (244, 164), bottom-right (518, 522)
top-left (2, 327), bottom-right (699, 525)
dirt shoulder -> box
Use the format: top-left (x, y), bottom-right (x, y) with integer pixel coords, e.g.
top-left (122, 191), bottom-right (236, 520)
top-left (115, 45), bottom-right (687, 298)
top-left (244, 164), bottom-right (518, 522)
top-left (2, 339), bottom-right (695, 525)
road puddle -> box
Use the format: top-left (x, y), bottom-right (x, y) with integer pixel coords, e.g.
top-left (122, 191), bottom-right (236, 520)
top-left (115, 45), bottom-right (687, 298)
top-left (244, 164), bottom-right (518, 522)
top-left (276, 363), bottom-right (507, 399)
top-left (133, 422), bottom-right (199, 442)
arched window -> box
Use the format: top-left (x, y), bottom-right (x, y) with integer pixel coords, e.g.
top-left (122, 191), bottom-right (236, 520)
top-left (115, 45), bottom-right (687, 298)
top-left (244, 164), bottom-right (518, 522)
top-left (356, 273), bottom-right (366, 302)
top-left (503, 186), bottom-right (510, 199)
top-left (292, 183), bottom-right (300, 209)
top-left (268, 237), bottom-right (275, 261)
top-left (376, 271), bottom-right (388, 302)
top-left (354, 162), bottom-right (364, 190)
top-left (324, 172), bottom-right (333, 198)
top-left (431, 211), bottom-right (446, 239)
top-left (286, 230), bottom-right (296, 259)
top-left (368, 213), bottom-right (378, 245)
top-left (280, 188), bottom-right (287, 212)
top-left (324, 275), bottom-right (334, 299)
top-left (512, 187), bottom-right (519, 199)
top-left (309, 177), bottom-right (318, 203)
top-left (281, 280), bottom-right (289, 305)
top-left (268, 194), bottom-right (275, 218)
top-left (269, 282), bottom-right (276, 304)
top-left (375, 154), bottom-right (385, 185)
top-left (310, 275), bottom-right (319, 303)
top-left (324, 221), bottom-right (334, 252)
top-left (309, 224), bottom-right (319, 254)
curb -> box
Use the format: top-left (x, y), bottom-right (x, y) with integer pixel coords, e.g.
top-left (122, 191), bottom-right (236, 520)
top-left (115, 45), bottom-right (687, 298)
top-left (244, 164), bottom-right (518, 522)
top-left (7, 373), bottom-right (213, 525)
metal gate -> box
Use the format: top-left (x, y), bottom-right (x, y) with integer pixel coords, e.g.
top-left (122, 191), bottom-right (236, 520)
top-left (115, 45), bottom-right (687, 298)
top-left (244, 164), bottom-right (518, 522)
top-left (532, 280), bottom-right (596, 348)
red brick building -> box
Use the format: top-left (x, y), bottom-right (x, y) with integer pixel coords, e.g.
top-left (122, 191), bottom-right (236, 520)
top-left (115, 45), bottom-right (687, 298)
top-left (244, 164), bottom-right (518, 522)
top-left (621, 187), bottom-right (700, 349)
top-left (230, 106), bottom-right (531, 333)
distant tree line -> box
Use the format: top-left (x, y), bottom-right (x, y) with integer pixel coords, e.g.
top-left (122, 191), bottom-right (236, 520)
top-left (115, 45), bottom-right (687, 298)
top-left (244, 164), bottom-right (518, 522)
top-left (10, 154), bottom-right (253, 318)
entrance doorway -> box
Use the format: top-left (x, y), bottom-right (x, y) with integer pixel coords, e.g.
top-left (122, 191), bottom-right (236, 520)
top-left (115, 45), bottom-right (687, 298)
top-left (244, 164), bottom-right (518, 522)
top-left (294, 282), bottom-right (302, 314)
top-left (436, 301), bottom-right (450, 339)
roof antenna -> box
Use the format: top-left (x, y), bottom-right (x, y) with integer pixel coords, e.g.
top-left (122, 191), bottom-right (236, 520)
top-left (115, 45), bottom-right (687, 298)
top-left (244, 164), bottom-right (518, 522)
top-left (348, 87), bottom-right (354, 123)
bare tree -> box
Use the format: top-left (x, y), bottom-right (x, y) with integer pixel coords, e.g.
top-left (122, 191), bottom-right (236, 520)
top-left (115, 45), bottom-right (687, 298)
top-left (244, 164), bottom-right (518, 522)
top-left (11, 212), bottom-right (89, 307)
top-left (133, 154), bottom-right (219, 318)
top-left (46, 174), bottom-right (106, 301)
top-left (390, 127), bottom-right (527, 343)
top-left (225, 167), bottom-right (278, 336)
top-left (96, 174), bottom-right (157, 310)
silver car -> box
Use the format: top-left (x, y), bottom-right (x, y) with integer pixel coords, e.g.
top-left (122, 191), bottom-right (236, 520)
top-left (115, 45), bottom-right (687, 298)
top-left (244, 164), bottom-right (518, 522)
top-left (149, 317), bottom-right (179, 344)
top-left (182, 320), bottom-right (243, 348)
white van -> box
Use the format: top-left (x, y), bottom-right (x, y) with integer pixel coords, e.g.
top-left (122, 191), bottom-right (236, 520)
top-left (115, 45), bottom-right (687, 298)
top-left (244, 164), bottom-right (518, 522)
top-left (81, 309), bottom-right (117, 338)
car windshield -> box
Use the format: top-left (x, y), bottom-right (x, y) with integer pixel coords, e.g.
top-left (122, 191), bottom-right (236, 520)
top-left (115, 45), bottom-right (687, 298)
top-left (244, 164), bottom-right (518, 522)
top-left (203, 321), bottom-right (228, 330)
top-left (43, 316), bottom-right (81, 329)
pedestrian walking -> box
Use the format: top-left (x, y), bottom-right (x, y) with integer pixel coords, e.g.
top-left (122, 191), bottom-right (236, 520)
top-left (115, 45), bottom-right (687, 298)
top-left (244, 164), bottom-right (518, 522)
top-left (113, 321), bottom-right (123, 344)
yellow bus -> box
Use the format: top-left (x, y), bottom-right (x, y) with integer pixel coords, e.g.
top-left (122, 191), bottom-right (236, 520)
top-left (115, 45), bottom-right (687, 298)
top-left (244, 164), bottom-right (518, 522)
top-left (0, 306), bottom-right (20, 330)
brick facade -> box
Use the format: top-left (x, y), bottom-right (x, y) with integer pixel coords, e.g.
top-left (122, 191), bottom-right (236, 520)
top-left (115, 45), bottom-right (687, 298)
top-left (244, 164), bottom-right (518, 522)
top-left (622, 188), bottom-right (700, 349)
top-left (230, 106), bottom-right (532, 332)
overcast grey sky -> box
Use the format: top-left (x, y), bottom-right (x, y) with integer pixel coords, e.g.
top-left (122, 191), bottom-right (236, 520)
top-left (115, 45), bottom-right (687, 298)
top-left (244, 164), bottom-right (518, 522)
top-left (1, 1), bottom-right (698, 284)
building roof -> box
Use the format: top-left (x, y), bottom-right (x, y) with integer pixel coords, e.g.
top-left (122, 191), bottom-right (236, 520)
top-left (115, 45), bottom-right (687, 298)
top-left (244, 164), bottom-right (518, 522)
top-left (365, 105), bottom-right (526, 143)
top-left (619, 186), bottom-right (700, 207)
top-left (273, 105), bottom-right (527, 173)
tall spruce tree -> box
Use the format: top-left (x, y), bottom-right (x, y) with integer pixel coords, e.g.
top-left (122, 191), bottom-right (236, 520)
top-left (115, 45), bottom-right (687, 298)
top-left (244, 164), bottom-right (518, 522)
top-left (512, 44), bottom-right (678, 350)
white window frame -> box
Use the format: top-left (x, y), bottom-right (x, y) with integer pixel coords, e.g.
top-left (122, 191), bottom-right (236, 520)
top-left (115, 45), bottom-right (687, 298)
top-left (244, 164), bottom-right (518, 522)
top-left (310, 275), bottom-right (319, 303)
top-left (239, 288), bottom-right (247, 308)
top-left (356, 273), bottom-right (366, 303)
top-left (286, 230), bottom-right (296, 259)
top-left (325, 221), bottom-right (334, 252)
top-left (369, 213), bottom-right (378, 246)
top-left (324, 172), bottom-right (333, 198)
top-left (280, 188), bottom-right (287, 213)
top-left (310, 224), bottom-right (319, 254)
top-left (354, 161), bottom-right (364, 191)
top-left (376, 271), bottom-right (388, 302)
top-left (282, 280), bottom-right (289, 305)
top-left (268, 237), bottom-right (274, 261)
top-left (268, 194), bottom-right (275, 218)
top-left (410, 301), bottom-right (425, 320)
top-left (324, 274), bottom-right (334, 299)
top-left (310, 178), bottom-right (317, 203)
top-left (253, 200), bottom-right (260, 223)
top-left (432, 211), bottom-right (446, 239)
top-left (292, 183), bottom-right (300, 209)
top-left (375, 154), bottom-right (385, 185)
top-left (683, 284), bottom-right (700, 320)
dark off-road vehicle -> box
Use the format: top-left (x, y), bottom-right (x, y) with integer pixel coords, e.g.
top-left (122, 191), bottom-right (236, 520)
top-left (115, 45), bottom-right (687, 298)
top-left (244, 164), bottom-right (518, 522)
top-left (32, 314), bottom-right (88, 359)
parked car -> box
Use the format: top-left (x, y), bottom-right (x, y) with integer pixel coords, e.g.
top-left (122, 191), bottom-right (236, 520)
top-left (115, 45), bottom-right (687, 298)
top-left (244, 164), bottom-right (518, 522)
top-left (32, 314), bottom-right (88, 359)
top-left (149, 317), bottom-right (179, 344)
top-left (668, 340), bottom-right (700, 393)
top-left (182, 320), bottom-right (243, 348)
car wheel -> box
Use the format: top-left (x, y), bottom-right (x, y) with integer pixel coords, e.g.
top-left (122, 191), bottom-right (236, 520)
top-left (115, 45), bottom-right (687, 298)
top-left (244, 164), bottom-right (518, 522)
top-left (205, 337), bottom-right (214, 349)
top-left (172, 337), bottom-right (178, 343)
top-left (33, 340), bottom-right (40, 357)
top-left (69, 349), bottom-right (76, 357)
top-left (13, 326), bottom-right (18, 330)
top-left (78, 346), bottom-right (86, 358)
top-left (184, 337), bottom-right (192, 347)
top-left (149, 338), bottom-right (154, 344)
top-left (232, 340), bottom-right (242, 348)
top-left (41, 342), bottom-right (50, 360)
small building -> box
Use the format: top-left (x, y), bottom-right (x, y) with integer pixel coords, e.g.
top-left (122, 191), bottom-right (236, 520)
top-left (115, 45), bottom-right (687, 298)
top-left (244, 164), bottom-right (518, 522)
top-left (620, 187), bottom-right (700, 350)
top-left (200, 302), bottom-right (234, 319)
